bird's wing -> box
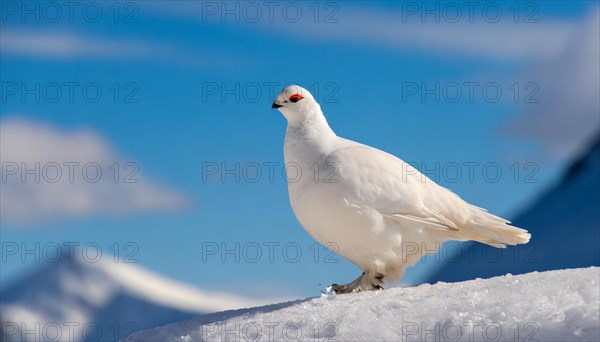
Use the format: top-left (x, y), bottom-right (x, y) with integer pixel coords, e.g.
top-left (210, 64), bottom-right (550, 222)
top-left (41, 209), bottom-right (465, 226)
top-left (324, 141), bottom-right (475, 231)
top-left (324, 140), bottom-right (530, 246)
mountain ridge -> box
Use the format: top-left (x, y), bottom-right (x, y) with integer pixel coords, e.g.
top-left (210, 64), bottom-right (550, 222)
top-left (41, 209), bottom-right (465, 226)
top-left (1, 249), bottom-right (270, 342)
top-left (428, 135), bottom-right (600, 283)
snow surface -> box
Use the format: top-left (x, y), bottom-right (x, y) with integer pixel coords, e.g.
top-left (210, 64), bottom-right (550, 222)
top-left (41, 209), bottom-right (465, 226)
top-left (127, 267), bottom-right (600, 341)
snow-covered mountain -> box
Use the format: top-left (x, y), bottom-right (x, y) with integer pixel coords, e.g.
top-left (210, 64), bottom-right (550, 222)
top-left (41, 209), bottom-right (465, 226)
top-left (429, 136), bottom-right (600, 283)
top-left (127, 267), bottom-right (600, 341)
top-left (1, 251), bottom-right (270, 342)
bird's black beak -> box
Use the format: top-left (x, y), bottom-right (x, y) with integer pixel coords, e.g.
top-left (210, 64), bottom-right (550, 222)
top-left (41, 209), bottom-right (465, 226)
top-left (271, 102), bottom-right (283, 109)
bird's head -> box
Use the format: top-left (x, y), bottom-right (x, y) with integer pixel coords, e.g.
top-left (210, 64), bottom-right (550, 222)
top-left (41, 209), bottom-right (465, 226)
top-left (271, 85), bottom-right (321, 125)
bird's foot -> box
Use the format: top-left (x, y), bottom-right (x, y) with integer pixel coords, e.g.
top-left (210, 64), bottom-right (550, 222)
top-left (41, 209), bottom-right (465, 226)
top-left (331, 272), bottom-right (385, 294)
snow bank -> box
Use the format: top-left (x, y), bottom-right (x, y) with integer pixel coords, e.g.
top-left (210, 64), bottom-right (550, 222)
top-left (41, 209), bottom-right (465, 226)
top-left (126, 267), bottom-right (599, 341)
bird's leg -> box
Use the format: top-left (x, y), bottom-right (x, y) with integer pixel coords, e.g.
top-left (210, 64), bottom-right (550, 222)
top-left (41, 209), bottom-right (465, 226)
top-left (331, 272), bottom-right (385, 294)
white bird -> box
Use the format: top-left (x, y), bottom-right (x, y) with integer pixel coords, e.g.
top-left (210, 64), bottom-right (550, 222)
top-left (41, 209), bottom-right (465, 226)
top-left (272, 85), bottom-right (531, 294)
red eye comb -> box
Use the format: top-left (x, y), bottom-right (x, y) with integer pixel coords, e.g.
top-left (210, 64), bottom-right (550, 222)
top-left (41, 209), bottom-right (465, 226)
top-left (289, 94), bottom-right (303, 103)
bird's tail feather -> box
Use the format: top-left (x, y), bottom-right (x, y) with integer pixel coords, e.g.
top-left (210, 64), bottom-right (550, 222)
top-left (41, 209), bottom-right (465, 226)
top-left (470, 212), bottom-right (531, 248)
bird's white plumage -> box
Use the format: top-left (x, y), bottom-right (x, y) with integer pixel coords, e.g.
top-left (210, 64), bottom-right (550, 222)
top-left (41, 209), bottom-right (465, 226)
top-left (273, 85), bottom-right (530, 287)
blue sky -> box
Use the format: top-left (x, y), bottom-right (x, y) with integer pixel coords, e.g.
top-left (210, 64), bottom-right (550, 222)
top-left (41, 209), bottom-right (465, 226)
top-left (1, 1), bottom-right (598, 299)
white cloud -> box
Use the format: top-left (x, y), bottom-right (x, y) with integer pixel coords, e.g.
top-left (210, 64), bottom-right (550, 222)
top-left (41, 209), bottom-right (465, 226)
top-left (270, 9), bottom-right (578, 60)
top-left (0, 29), bottom-right (154, 60)
top-left (146, 2), bottom-right (579, 60)
top-left (505, 8), bottom-right (600, 159)
top-left (0, 29), bottom-right (238, 68)
top-left (0, 118), bottom-right (188, 226)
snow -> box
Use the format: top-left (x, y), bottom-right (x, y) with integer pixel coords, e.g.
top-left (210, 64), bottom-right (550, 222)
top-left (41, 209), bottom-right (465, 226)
top-left (126, 267), bottom-right (600, 341)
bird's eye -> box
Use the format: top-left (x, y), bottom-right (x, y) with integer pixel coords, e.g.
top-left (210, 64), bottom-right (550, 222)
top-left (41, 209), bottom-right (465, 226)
top-left (289, 94), bottom-right (303, 103)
